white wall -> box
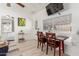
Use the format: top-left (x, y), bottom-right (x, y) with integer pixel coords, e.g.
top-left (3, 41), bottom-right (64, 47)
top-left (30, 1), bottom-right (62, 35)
top-left (0, 3), bottom-right (33, 41)
top-left (71, 4), bottom-right (79, 43)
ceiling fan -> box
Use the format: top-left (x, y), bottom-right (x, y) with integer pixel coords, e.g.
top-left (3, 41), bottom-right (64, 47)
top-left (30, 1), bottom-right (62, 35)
top-left (6, 3), bottom-right (25, 8)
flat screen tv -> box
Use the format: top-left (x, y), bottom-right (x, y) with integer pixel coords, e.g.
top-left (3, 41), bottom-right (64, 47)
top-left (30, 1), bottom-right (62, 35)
top-left (46, 3), bottom-right (64, 15)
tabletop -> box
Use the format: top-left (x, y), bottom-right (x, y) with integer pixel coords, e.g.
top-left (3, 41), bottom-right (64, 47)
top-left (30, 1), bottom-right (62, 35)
top-left (56, 35), bottom-right (69, 40)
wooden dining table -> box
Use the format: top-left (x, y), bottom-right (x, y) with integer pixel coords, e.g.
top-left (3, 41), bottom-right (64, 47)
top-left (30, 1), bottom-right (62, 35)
top-left (56, 36), bottom-right (68, 56)
top-left (43, 34), bottom-right (67, 56)
top-left (56, 37), bottom-right (64, 56)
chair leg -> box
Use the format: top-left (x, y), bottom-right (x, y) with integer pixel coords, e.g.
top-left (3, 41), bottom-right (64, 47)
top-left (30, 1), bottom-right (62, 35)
top-left (41, 43), bottom-right (43, 51)
top-left (37, 41), bottom-right (39, 48)
top-left (40, 42), bottom-right (41, 46)
top-left (54, 47), bottom-right (56, 56)
top-left (46, 44), bottom-right (48, 54)
top-left (44, 43), bottom-right (45, 46)
top-left (51, 47), bottom-right (52, 51)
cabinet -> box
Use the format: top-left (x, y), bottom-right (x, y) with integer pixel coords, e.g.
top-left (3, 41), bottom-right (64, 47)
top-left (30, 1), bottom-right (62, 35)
top-left (18, 32), bottom-right (25, 43)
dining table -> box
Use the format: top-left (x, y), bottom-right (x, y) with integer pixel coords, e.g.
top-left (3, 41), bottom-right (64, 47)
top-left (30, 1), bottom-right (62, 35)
top-left (43, 33), bottom-right (68, 56)
top-left (56, 35), bottom-right (68, 56)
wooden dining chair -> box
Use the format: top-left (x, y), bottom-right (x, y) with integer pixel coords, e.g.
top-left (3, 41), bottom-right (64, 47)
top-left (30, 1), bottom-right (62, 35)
top-left (46, 32), bottom-right (60, 56)
top-left (37, 31), bottom-right (46, 51)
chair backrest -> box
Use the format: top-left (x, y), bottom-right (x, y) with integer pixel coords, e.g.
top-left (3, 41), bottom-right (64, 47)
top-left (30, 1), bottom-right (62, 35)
top-left (37, 31), bottom-right (44, 40)
top-left (46, 32), bottom-right (56, 41)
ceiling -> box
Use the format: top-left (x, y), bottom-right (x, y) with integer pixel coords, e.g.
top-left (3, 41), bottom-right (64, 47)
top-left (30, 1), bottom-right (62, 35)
top-left (20, 3), bottom-right (48, 14)
top-left (4, 3), bottom-right (48, 15)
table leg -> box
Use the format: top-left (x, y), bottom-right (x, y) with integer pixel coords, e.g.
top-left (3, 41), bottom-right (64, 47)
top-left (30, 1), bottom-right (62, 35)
top-left (62, 41), bottom-right (64, 54)
top-left (59, 41), bottom-right (61, 56)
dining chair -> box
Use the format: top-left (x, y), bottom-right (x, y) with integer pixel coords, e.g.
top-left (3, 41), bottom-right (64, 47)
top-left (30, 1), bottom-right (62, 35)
top-left (37, 31), bottom-right (46, 51)
top-left (46, 32), bottom-right (60, 56)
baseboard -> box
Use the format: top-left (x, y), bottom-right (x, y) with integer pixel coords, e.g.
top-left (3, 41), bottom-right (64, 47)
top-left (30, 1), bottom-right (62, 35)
top-left (64, 53), bottom-right (70, 56)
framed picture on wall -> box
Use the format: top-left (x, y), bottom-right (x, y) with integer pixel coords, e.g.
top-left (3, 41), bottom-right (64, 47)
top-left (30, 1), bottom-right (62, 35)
top-left (18, 17), bottom-right (26, 26)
